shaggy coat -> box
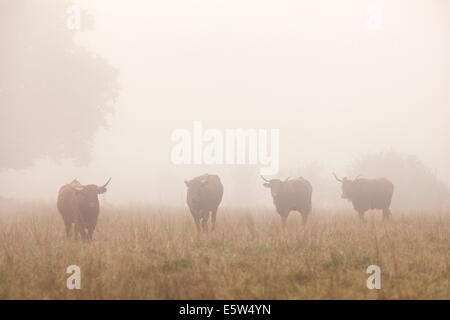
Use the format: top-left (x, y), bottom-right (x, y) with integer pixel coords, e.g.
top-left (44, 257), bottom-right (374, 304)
top-left (185, 174), bottom-right (223, 232)
top-left (263, 177), bottom-right (312, 226)
top-left (57, 178), bottom-right (110, 240)
top-left (333, 174), bottom-right (394, 220)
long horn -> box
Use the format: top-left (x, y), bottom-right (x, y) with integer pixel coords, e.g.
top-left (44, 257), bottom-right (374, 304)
top-left (332, 172), bottom-right (343, 182)
top-left (260, 175), bottom-right (270, 182)
top-left (101, 177), bottom-right (111, 188)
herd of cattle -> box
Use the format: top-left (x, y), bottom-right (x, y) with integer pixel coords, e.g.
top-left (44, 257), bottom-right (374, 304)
top-left (57, 174), bottom-right (394, 240)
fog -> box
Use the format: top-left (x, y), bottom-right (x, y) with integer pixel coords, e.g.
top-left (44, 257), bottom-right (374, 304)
top-left (1, 0), bottom-right (449, 211)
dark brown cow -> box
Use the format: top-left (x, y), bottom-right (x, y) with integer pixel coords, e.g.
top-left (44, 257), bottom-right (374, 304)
top-left (262, 176), bottom-right (312, 227)
top-left (57, 178), bottom-right (110, 240)
top-left (333, 173), bottom-right (394, 221)
top-left (185, 174), bottom-right (223, 232)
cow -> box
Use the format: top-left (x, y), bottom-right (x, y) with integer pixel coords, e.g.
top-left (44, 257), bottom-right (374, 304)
top-left (57, 178), bottom-right (111, 241)
top-left (185, 174), bottom-right (223, 233)
top-left (332, 173), bottom-right (394, 221)
top-left (262, 176), bottom-right (312, 227)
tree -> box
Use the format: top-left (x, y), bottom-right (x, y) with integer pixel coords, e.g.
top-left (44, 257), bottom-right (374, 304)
top-left (0, 0), bottom-right (119, 169)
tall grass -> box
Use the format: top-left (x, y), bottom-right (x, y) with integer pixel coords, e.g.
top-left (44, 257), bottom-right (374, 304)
top-left (0, 202), bottom-right (448, 299)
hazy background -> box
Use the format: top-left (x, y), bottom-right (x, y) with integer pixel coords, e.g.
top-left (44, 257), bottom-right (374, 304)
top-left (1, 0), bottom-right (449, 211)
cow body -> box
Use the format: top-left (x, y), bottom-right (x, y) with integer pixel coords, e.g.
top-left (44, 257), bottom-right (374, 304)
top-left (263, 177), bottom-right (312, 227)
top-left (185, 174), bottom-right (223, 232)
top-left (333, 174), bottom-right (394, 220)
top-left (57, 178), bottom-right (110, 240)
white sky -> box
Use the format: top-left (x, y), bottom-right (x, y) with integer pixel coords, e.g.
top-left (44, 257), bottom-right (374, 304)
top-left (1, 0), bottom-right (449, 205)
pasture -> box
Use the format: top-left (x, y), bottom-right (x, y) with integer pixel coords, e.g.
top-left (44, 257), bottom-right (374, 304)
top-left (0, 202), bottom-right (448, 299)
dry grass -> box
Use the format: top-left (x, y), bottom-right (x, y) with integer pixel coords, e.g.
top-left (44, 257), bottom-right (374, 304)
top-left (0, 202), bottom-right (448, 299)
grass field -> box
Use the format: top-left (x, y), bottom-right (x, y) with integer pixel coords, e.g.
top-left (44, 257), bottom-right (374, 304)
top-left (0, 202), bottom-right (448, 299)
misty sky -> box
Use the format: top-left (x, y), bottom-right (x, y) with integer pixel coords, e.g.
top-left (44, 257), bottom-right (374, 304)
top-left (1, 0), bottom-right (449, 206)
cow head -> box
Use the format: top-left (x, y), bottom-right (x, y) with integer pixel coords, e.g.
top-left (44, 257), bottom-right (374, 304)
top-left (71, 178), bottom-right (111, 205)
top-left (333, 173), bottom-right (355, 200)
top-left (261, 176), bottom-right (290, 199)
top-left (185, 177), bottom-right (208, 206)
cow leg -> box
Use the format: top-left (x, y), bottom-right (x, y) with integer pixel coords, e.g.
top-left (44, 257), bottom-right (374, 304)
top-left (87, 217), bottom-right (98, 241)
top-left (358, 210), bottom-right (366, 222)
top-left (193, 216), bottom-right (201, 233)
top-left (211, 208), bottom-right (217, 232)
top-left (74, 223), bottom-right (81, 241)
top-left (301, 212), bottom-right (308, 225)
top-left (80, 228), bottom-right (88, 241)
top-left (87, 226), bottom-right (94, 241)
top-left (280, 212), bottom-right (289, 228)
top-left (202, 212), bottom-right (209, 233)
top-left (65, 222), bottom-right (73, 238)
top-left (71, 203), bottom-right (87, 241)
top-left (75, 222), bottom-right (88, 241)
top-left (62, 216), bottom-right (73, 238)
top-left (382, 208), bottom-right (391, 220)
